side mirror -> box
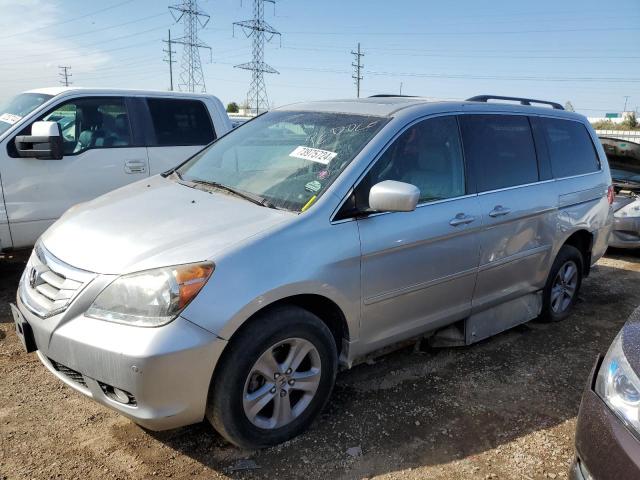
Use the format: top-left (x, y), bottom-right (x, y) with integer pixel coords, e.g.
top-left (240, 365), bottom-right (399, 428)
top-left (369, 180), bottom-right (420, 212)
top-left (15, 121), bottom-right (63, 160)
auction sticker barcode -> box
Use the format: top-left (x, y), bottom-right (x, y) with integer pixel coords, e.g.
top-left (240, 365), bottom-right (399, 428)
top-left (289, 146), bottom-right (337, 165)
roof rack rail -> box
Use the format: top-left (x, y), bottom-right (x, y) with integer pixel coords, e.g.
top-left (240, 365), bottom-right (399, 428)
top-left (368, 94), bottom-right (417, 98)
top-left (466, 95), bottom-right (564, 110)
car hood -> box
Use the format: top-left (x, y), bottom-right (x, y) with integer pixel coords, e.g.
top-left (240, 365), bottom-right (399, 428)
top-left (41, 175), bottom-right (293, 274)
top-left (622, 306), bottom-right (640, 373)
top-left (613, 193), bottom-right (638, 212)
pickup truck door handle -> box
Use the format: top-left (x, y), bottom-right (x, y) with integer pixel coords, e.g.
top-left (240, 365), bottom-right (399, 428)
top-left (124, 159), bottom-right (147, 174)
top-left (489, 205), bottom-right (511, 217)
top-left (449, 213), bottom-right (476, 227)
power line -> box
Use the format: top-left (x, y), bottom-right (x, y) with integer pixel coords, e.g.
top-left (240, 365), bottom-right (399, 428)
top-left (351, 42), bottom-right (364, 98)
top-left (3, 0), bottom-right (135, 39)
top-left (233, 0), bottom-right (281, 115)
top-left (40, 11), bottom-right (168, 42)
top-left (58, 66), bottom-right (72, 86)
top-left (163, 29), bottom-right (177, 91)
top-left (1, 25), bottom-right (170, 63)
top-left (169, 0), bottom-right (212, 93)
top-left (282, 26), bottom-right (640, 36)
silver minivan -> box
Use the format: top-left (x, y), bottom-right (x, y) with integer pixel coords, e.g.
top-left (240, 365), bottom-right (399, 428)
top-left (12, 95), bottom-right (613, 448)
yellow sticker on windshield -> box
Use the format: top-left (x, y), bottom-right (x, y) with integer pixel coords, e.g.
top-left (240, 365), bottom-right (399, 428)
top-left (290, 146), bottom-right (337, 165)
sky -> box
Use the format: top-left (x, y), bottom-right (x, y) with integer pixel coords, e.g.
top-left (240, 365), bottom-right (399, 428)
top-left (0, 0), bottom-right (639, 116)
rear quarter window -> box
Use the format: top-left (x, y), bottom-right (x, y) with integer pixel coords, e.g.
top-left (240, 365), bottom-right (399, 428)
top-left (146, 98), bottom-right (215, 146)
top-left (539, 117), bottom-right (600, 178)
top-left (460, 114), bottom-right (539, 192)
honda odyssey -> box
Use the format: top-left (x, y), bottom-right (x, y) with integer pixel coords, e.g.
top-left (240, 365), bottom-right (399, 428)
top-left (13, 95), bottom-right (613, 448)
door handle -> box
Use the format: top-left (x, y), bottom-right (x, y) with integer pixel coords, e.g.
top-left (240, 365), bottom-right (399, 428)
top-left (489, 205), bottom-right (511, 217)
top-left (449, 213), bottom-right (476, 227)
top-left (124, 160), bottom-right (147, 174)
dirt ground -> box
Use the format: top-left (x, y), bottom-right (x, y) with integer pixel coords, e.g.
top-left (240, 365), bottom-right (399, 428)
top-left (1, 250), bottom-right (639, 480)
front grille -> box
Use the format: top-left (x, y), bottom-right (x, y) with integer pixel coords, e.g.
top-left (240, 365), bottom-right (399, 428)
top-left (19, 244), bottom-right (95, 318)
top-left (49, 358), bottom-right (87, 388)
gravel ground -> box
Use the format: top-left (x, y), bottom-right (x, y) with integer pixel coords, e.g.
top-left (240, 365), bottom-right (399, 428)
top-left (1, 249), bottom-right (639, 480)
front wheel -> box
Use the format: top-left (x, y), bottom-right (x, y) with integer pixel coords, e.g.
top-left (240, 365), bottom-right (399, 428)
top-left (206, 306), bottom-right (337, 449)
top-left (540, 245), bottom-right (583, 322)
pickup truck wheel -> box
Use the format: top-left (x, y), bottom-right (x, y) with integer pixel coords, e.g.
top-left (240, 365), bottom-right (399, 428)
top-left (206, 305), bottom-right (337, 449)
top-left (540, 245), bottom-right (583, 322)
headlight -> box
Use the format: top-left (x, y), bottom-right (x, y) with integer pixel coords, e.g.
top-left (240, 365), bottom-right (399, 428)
top-left (86, 262), bottom-right (214, 327)
top-left (614, 198), bottom-right (640, 218)
top-left (595, 330), bottom-right (640, 435)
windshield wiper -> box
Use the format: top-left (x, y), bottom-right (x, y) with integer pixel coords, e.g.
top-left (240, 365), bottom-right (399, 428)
top-left (190, 179), bottom-right (277, 209)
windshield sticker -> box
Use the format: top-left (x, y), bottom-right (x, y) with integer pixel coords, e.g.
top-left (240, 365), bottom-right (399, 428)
top-left (317, 170), bottom-right (329, 180)
top-left (305, 180), bottom-right (322, 193)
top-left (290, 146), bottom-right (337, 165)
top-left (0, 113), bottom-right (22, 125)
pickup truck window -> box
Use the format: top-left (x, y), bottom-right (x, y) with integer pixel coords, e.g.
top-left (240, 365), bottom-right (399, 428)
top-left (42, 97), bottom-right (132, 155)
top-left (146, 98), bottom-right (215, 147)
top-left (177, 110), bottom-right (387, 212)
top-left (0, 93), bottom-right (53, 137)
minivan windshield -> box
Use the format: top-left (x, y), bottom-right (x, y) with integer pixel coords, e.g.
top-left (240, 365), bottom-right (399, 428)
top-left (0, 93), bottom-right (53, 137)
top-left (177, 111), bottom-right (388, 212)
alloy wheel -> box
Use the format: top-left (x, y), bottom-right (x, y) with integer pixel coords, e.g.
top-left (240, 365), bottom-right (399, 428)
top-left (550, 260), bottom-right (579, 313)
top-left (243, 337), bottom-right (321, 430)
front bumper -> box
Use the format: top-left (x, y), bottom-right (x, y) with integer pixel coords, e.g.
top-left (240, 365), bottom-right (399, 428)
top-left (609, 216), bottom-right (640, 248)
top-left (573, 356), bottom-right (640, 479)
top-left (16, 293), bottom-right (227, 430)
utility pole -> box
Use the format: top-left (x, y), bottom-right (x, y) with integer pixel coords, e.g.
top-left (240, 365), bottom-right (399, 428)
top-left (169, 0), bottom-right (212, 93)
top-left (624, 95), bottom-right (630, 112)
top-left (399, 82), bottom-right (403, 95)
top-left (58, 66), bottom-right (72, 87)
top-left (351, 43), bottom-right (364, 98)
top-left (163, 29), bottom-right (176, 91)
top-left (233, 0), bottom-right (281, 115)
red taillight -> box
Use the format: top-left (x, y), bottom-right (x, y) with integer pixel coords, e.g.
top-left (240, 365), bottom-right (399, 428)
top-left (607, 185), bottom-right (615, 205)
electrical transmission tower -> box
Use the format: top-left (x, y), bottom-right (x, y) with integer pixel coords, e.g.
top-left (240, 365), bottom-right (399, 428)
top-left (169, 1), bottom-right (212, 93)
top-left (351, 43), bottom-right (364, 98)
top-left (163, 29), bottom-right (177, 91)
top-left (233, 0), bottom-right (281, 115)
top-left (58, 66), bottom-right (72, 87)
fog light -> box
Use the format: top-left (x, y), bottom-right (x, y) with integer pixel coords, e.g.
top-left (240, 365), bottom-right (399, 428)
top-left (98, 381), bottom-right (136, 406)
top-left (113, 387), bottom-right (131, 404)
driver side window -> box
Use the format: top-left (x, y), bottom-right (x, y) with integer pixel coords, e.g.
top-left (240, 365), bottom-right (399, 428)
top-left (356, 115), bottom-right (466, 209)
top-left (41, 97), bottom-right (131, 155)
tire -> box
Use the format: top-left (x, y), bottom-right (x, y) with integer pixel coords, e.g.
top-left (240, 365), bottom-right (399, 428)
top-left (540, 245), bottom-right (584, 322)
top-left (206, 305), bottom-right (338, 449)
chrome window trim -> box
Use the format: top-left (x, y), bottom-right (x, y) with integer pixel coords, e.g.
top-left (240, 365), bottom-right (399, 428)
top-left (477, 178), bottom-right (556, 196)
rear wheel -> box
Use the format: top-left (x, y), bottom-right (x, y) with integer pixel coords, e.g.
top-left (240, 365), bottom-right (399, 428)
top-left (206, 305), bottom-right (337, 449)
top-left (540, 245), bottom-right (583, 322)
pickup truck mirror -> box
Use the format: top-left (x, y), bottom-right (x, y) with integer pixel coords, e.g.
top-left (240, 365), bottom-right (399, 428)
top-left (15, 121), bottom-right (64, 160)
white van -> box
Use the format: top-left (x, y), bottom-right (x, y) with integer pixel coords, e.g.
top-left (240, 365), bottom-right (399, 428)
top-left (0, 88), bottom-right (232, 252)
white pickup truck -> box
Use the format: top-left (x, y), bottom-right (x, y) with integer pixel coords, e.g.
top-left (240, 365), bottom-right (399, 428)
top-left (0, 87), bottom-right (232, 252)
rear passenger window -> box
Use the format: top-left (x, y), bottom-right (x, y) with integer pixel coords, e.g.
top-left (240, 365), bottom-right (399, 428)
top-left (539, 118), bottom-right (600, 178)
top-left (461, 115), bottom-right (539, 192)
top-left (146, 98), bottom-right (215, 146)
